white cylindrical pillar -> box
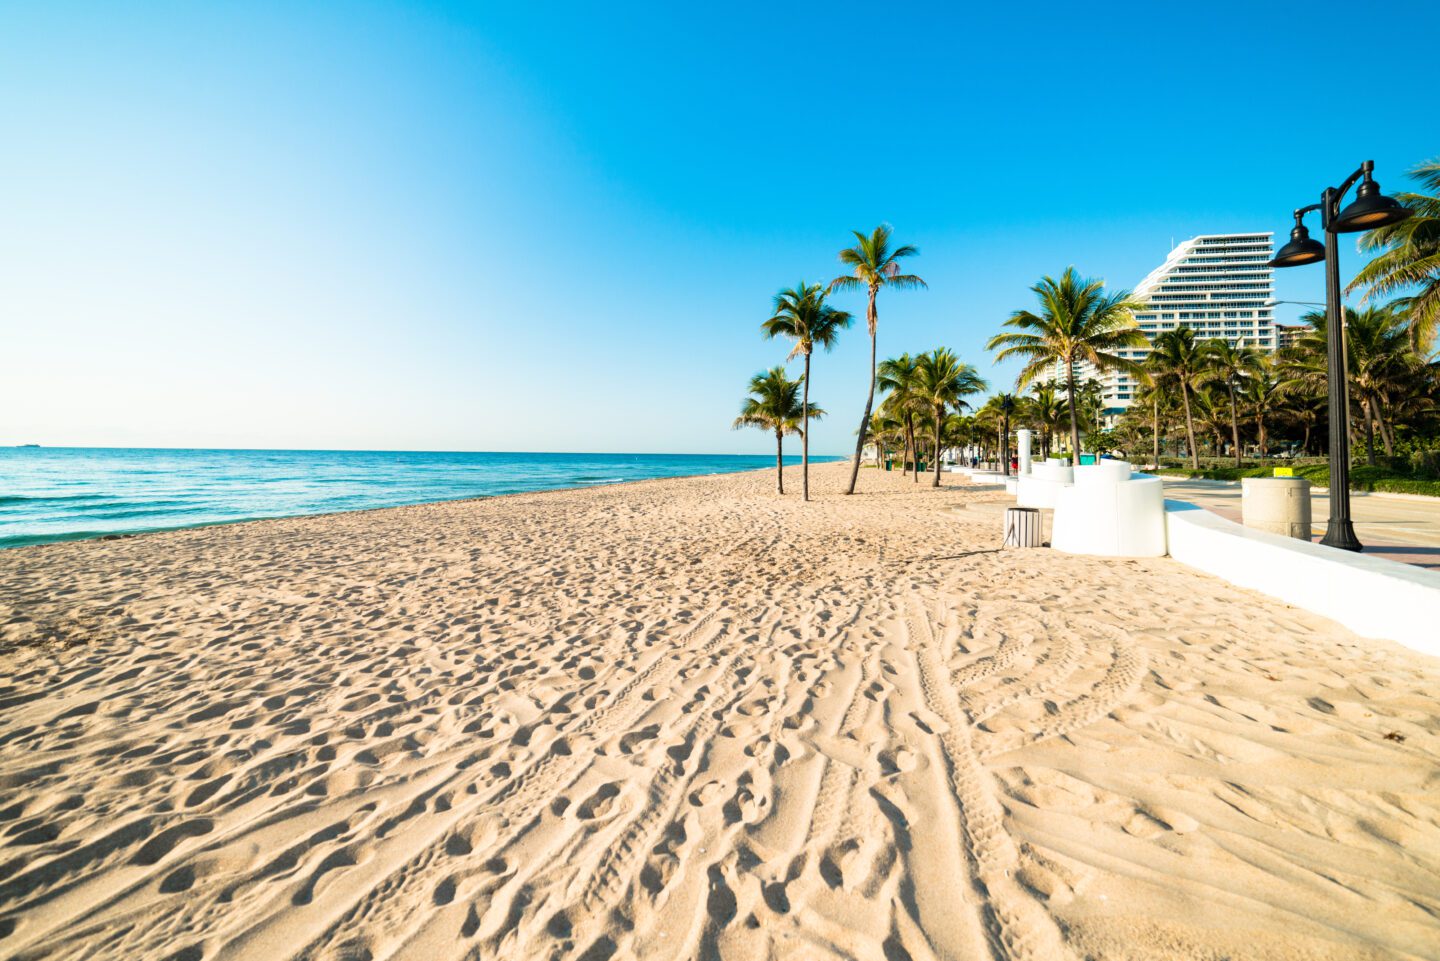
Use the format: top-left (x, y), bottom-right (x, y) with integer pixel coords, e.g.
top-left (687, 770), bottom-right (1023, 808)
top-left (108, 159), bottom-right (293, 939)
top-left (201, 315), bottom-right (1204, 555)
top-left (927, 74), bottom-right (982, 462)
top-left (1017, 429), bottom-right (1033, 475)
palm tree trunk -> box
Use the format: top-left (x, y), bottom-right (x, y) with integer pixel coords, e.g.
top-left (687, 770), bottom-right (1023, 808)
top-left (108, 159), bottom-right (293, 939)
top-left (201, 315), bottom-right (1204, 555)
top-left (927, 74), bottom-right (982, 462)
top-left (906, 415), bottom-right (918, 483)
top-left (801, 351), bottom-right (811, 502)
top-left (913, 416), bottom-right (921, 483)
top-left (1229, 393), bottom-right (1241, 467)
top-left (1001, 412), bottom-right (1011, 476)
top-left (1180, 386), bottom-right (1199, 470)
top-left (775, 429), bottom-right (784, 495)
top-left (1362, 399), bottom-right (1377, 466)
top-left (932, 405), bottom-right (944, 487)
top-left (845, 287), bottom-right (879, 495)
top-left (1066, 365), bottom-right (1081, 466)
top-left (898, 414), bottom-right (910, 475)
top-left (1152, 399), bottom-right (1160, 470)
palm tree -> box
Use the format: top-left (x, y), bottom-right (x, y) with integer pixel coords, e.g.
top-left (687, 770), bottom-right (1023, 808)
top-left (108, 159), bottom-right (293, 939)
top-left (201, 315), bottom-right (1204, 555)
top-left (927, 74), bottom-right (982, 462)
top-left (1282, 305), bottom-right (1420, 464)
top-left (1074, 378), bottom-right (1107, 436)
top-left (1348, 157), bottom-right (1440, 349)
top-left (971, 400), bottom-right (1002, 466)
top-left (865, 411), bottom-right (905, 469)
top-left (732, 367), bottom-right (822, 494)
top-left (830, 224), bottom-right (926, 494)
top-left (1027, 381), bottom-right (1068, 457)
top-left (1281, 394), bottom-right (1324, 457)
top-left (1206, 339), bottom-right (1264, 466)
top-left (994, 393), bottom-right (1017, 474)
top-left (762, 281), bottom-right (853, 501)
top-left (976, 394), bottom-right (1017, 472)
top-left (1131, 378), bottom-right (1170, 469)
top-left (987, 267), bottom-right (1147, 464)
top-left (878, 353), bottom-right (925, 482)
top-left (915, 348), bottom-right (988, 486)
top-left (1192, 386), bottom-right (1230, 458)
top-left (941, 412), bottom-right (975, 462)
top-left (1147, 327), bottom-right (1212, 469)
top-left (1241, 365), bottom-right (1283, 462)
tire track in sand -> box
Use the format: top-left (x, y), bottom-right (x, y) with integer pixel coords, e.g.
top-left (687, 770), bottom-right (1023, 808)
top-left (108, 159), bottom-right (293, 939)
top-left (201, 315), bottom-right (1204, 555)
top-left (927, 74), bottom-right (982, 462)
top-left (976, 621), bottom-right (1147, 761)
top-left (904, 592), bottom-right (1074, 961)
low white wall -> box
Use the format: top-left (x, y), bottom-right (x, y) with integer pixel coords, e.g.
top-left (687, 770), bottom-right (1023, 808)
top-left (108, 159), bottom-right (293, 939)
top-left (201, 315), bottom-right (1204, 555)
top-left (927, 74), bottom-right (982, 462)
top-left (1164, 500), bottom-right (1440, 658)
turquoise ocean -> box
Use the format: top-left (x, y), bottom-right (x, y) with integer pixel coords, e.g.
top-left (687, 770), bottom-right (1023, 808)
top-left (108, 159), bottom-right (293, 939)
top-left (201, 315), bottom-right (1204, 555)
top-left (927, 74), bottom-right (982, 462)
top-left (0, 448), bottom-right (839, 549)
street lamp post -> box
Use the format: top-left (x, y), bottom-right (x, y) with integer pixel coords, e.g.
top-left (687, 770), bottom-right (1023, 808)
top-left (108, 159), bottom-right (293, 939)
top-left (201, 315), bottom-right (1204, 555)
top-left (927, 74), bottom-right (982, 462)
top-left (1267, 160), bottom-right (1410, 552)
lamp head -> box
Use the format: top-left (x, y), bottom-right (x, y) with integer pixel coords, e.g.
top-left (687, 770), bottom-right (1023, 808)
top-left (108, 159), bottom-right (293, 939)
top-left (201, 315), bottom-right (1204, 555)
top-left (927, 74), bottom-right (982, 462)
top-left (1334, 175), bottom-right (1412, 232)
top-left (1268, 220), bottom-right (1325, 268)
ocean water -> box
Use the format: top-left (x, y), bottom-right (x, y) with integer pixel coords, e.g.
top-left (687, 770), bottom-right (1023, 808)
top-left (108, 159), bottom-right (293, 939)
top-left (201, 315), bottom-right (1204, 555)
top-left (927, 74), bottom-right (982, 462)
top-left (0, 448), bottom-right (839, 549)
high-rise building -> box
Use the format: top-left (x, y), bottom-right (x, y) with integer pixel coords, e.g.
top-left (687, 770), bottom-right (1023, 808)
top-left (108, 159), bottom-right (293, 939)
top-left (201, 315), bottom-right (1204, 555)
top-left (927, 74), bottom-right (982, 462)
top-left (1273, 323), bottom-right (1306, 350)
top-left (1091, 232), bottom-right (1275, 418)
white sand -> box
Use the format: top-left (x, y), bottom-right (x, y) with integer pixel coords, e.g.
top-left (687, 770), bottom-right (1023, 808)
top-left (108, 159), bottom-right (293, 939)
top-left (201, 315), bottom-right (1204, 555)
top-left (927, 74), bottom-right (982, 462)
top-left (1, 461), bottom-right (1438, 961)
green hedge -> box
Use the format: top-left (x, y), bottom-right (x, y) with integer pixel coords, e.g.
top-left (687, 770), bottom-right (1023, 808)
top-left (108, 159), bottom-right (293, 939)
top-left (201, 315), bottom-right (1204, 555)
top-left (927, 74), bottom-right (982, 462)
top-left (1155, 463), bottom-right (1440, 497)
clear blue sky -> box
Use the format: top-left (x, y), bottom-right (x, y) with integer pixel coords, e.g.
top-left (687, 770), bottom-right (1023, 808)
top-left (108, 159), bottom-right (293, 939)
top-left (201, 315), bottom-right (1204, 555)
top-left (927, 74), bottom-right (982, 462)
top-left (3, 1), bottom-right (1436, 455)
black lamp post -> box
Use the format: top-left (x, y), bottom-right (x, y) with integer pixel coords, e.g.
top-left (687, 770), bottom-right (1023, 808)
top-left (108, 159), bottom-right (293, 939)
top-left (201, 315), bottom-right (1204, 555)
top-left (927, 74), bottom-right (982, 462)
top-left (1268, 160), bottom-right (1410, 552)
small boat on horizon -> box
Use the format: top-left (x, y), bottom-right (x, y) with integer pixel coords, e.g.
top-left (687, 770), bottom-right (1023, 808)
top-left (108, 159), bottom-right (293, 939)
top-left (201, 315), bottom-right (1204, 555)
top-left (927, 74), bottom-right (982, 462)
top-left (16, 443), bottom-right (40, 448)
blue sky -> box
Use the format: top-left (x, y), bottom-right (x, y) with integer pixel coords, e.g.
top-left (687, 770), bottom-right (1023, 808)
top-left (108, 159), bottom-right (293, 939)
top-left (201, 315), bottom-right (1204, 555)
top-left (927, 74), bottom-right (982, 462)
top-left (3, 1), bottom-right (1436, 455)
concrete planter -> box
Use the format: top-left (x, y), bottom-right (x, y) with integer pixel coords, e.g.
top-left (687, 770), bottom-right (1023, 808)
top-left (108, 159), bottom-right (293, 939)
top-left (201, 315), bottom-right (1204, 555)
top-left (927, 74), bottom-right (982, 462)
top-left (1051, 462), bottom-right (1168, 557)
top-left (1241, 476), bottom-right (1312, 540)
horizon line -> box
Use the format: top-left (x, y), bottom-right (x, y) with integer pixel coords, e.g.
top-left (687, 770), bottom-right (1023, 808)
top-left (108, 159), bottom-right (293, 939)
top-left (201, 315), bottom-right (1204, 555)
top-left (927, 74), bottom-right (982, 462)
top-left (4, 444), bottom-right (855, 458)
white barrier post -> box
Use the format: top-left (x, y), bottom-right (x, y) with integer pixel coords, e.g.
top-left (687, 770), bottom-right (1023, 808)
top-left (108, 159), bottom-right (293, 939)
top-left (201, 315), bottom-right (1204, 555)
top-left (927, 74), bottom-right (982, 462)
top-left (1017, 429), bottom-right (1033, 476)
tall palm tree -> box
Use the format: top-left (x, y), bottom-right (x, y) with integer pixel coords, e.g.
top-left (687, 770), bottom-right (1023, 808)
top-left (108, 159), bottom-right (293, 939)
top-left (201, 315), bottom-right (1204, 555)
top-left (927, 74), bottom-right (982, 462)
top-left (1206, 339), bottom-right (1264, 466)
top-left (987, 267), bottom-right (1147, 464)
top-left (915, 348), bottom-right (988, 486)
top-left (830, 224), bottom-right (926, 494)
top-left (1349, 157), bottom-right (1440, 349)
top-left (878, 353), bottom-right (925, 482)
top-left (732, 367), bottom-right (823, 495)
top-left (762, 281), bottom-right (853, 501)
top-left (1147, 327), bottom-right (1212, 469)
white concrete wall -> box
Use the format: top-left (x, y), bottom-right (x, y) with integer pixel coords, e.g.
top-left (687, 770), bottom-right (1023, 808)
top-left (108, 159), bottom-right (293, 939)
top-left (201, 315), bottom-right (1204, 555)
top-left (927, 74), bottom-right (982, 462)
top-left (1164, 500), bottom-right (1440, 658)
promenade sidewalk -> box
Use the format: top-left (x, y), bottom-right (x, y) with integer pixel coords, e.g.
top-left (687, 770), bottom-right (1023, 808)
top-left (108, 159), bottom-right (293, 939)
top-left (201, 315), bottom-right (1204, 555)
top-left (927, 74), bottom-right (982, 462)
top-left (1161, 478), bottom-right (1440, 569)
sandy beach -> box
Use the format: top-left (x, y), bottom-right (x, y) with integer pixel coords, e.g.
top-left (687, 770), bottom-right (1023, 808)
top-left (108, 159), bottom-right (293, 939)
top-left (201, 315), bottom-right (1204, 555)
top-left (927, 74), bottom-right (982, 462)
top-left (2, 461), bottom-right (1438, 961)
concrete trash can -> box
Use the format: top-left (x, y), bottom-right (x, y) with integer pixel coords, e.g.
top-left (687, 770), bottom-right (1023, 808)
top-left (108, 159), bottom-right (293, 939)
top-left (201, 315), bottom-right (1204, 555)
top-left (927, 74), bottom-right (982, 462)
top-left (1241, 476), bottom-right (1312, 540)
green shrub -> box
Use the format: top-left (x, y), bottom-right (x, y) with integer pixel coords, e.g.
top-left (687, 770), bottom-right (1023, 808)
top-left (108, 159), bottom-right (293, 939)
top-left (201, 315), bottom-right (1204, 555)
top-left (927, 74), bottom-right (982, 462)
top-left (1410, 449), bottom-right (1440, 480)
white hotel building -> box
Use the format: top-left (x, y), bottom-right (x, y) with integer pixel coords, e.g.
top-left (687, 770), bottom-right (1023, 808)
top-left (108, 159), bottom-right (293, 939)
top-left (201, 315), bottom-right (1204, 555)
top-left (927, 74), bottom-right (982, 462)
top-left (1082, 232), bottom-right (1276, 418)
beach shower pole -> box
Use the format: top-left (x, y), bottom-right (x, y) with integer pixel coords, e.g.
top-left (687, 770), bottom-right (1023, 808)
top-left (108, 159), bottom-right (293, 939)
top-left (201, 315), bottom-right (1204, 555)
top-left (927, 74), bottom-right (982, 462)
top-left (1267, 160), bottom-right (1410, 553)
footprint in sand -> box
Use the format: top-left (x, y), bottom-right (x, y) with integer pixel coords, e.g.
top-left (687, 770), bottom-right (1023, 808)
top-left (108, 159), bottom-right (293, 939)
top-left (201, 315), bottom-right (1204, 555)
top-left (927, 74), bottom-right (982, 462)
top-left (576, 782), bottom-right (624, 821)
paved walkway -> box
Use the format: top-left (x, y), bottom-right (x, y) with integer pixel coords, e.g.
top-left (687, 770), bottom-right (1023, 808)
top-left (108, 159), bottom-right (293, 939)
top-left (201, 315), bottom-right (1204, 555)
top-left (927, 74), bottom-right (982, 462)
top-left (1161, 479), bottom-right (1440, 570)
